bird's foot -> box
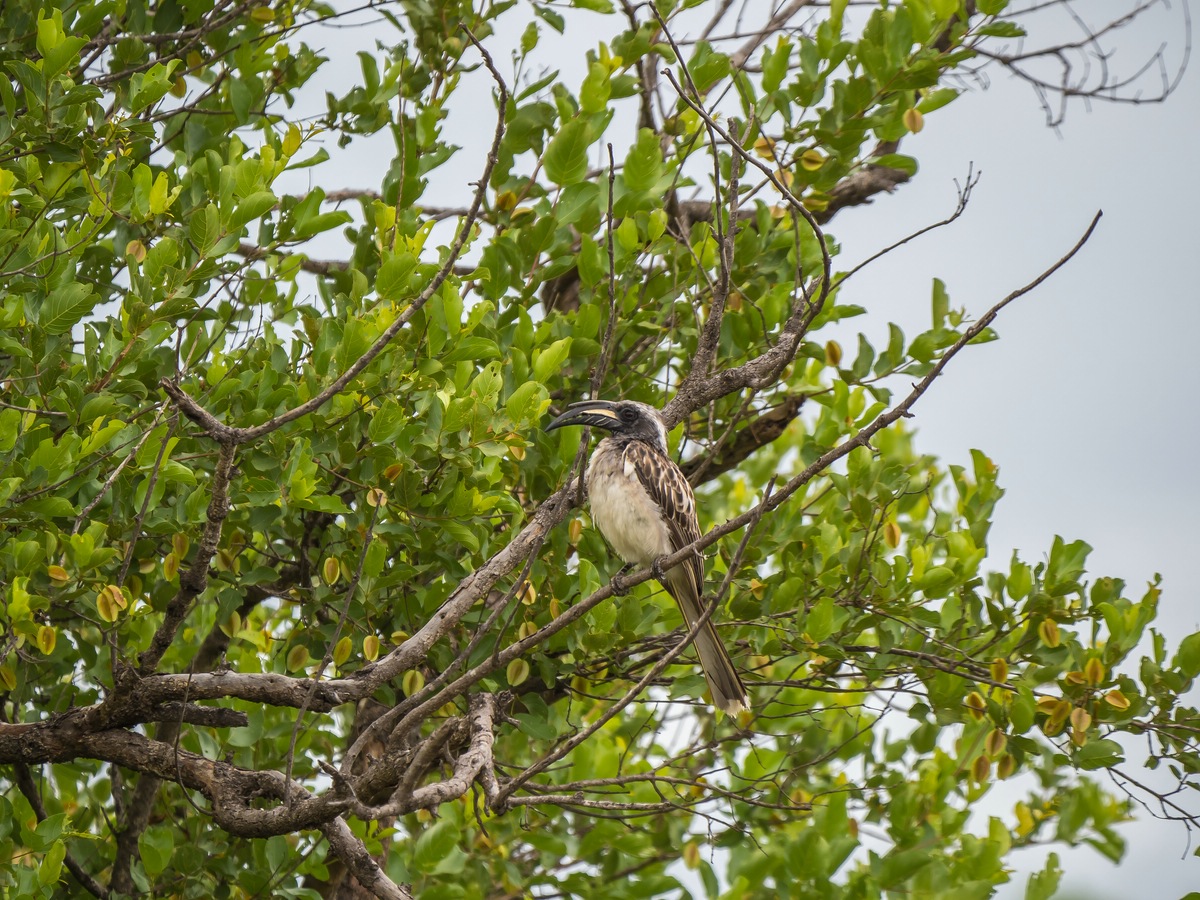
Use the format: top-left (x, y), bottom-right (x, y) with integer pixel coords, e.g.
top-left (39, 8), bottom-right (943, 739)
top-left (610, 564), bottom-right (634, 596)
top-left (651, 556), bottom-right (669, 583)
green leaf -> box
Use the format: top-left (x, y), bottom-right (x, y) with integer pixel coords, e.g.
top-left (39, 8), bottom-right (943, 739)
top-left (39, 283), bottom-right (96, 335)
top-left (139, 825), bottom-right (174, 877)
top-left (1075, 739), bottom-right (1124, 770)
top-left (978, 21), bottom-right (1026, 37)
top-left (557, 182), bottom-right (600, 230)
top-left (507, 381), bottom-right (549, 427)
top-left (1175, 632), bottom-right (1200, 678)
top-left (580, 61), bottom-right (611, 114)
top-left (293, 210), bottom-right (352, 240)
top-left (623, 128), bottom-right (664, 193)
top-left (871, 153), bottom-right (918, 175)
top-left (368, 400), bottom-right (405, 445)
top-left (544, 120), bottom-right (592, 186)
top-left (762, 37), bottom-right (792, 94)
top-left (230, 190), bottom-right (278, 229)
top-left (533, 338), bottom-right (572, 383)
top-left (931, 277), bottom-right (948, 327)
top-left (412, 821), bottom-right (458, 874)
top-left (1025, 853), bottom-right (1061, 900)
top-left (190, 203), bottom-right (221, 256)
top-left (805, 596), bottom-right (836, 642)
top-left (377, 253), bottom-right (418, 300)
top-left (37, 839), bottom-right (64, 886)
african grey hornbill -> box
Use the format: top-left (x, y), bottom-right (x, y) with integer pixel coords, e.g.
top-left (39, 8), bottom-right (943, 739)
top-left (546, 399), bottom-right (751, 715)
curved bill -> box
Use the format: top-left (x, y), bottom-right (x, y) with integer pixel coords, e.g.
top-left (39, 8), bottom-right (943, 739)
top-left (544, 399), bottom-right (621, 432)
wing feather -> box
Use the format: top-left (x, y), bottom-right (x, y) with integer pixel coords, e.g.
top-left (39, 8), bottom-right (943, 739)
top-left (621, 440), bottom-right (704, 595)
top-left (619, 439), bottom-right (749, 713)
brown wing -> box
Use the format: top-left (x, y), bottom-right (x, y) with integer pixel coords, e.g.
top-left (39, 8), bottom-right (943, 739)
top-left (621, 440), bottom-right (704, 596)
top-left (621, 440), bottom-right (750, 714)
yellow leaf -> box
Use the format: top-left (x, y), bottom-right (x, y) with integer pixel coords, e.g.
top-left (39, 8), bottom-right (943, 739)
top-left (1015, 802), bottom-right (1034, 836)
top-left (985, 728), bottom-right (1007, 758)
top-left (37, 625), bottom-right (56, 655)
top-left (283, 124), bottom-right (302, 157)
top-left (568, 518), bottom-right (584, 544)
top-left (971, 754), bottom-right (990, 783)
top-left (402, 668), bottom-right (425, 695)
top-left (286, 645), bottom-right (310, 672)
top-left (96, 591), bottom-right (118, 623)
top-left (1038, 618), bottom-right (1060, 648)
top-left (799, 149), bottom-right (825, 171)
top-left (965, 691), bottom-right (986, 720)
top-left (506, 658), bottom-right (530, 687)
top-left (883, 521), bottom-right (901, 549)
top-left (1104, 689), bottom-right (1131, 710)
top-left (363, 635), bottom-right (380, 661)
top-left (1036, 696), bottom-right (1061, 715)
top-left (221, 611), bottom-right (241, 637)
top-left (249, 6), bottom-right (275, 21)
top-left (1049, 699), bottom-right (1072, 725)
top-left (518, 581), bottom-right (537, 606)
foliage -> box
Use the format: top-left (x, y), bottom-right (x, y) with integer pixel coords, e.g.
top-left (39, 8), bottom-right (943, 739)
top-left (0, 1), bottom-right (1193, 898)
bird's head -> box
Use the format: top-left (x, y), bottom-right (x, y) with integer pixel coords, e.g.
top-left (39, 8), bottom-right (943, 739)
top-left (545, 399), bottom-right (668, 454)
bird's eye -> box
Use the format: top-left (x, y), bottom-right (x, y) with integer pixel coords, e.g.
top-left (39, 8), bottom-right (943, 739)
top-left (619, 407), bottom-right (637, 422)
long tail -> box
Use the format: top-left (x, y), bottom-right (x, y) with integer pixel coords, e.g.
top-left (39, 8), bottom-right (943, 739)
top-left (663, 573), bottom-right (750, 715)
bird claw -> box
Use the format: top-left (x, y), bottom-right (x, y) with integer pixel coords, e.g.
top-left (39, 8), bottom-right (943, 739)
top-left (610, 564), bottom-right (633, 595)
top-left (651, 556), bottom-right (668, 583)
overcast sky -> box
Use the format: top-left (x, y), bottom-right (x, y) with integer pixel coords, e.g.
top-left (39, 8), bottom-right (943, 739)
top-left (836, 5), bottom-right (1200, 894)
top-left (285, 2), bottom-right (1200, 895)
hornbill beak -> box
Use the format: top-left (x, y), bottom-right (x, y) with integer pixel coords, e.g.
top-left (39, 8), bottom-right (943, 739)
top-left (545, 400), bottom-right (621, 432)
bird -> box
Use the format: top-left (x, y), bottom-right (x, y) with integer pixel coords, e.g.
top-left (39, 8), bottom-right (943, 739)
top-left (546, 399), bottom-right (750, 715)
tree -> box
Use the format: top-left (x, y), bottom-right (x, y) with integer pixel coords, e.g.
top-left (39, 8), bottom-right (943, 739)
top-left (0, 0), bottom-right (1194, 897)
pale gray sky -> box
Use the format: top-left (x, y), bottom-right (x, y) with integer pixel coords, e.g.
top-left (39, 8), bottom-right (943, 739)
top-left (280, 2), bottom-right (1200, 895)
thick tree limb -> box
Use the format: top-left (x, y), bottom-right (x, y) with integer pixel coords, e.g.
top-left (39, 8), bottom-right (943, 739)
top-left (319, 818), bottom-right (413, 900)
